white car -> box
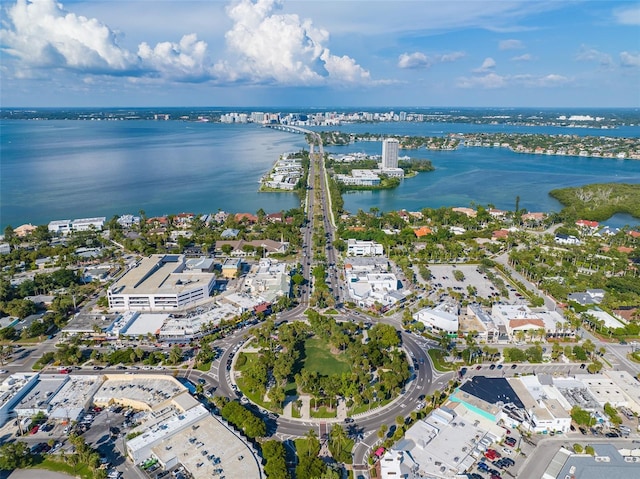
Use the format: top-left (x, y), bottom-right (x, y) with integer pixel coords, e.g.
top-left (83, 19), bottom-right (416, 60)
top-left (502, 447), bottom-right (513, 455)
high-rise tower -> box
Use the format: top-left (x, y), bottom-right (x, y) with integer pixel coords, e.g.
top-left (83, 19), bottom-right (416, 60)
top-left (381, 138), bottom-right (399, 169)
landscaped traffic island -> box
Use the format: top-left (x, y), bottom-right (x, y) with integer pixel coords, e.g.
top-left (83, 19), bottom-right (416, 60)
top-left (234, 310), bottom-right (411, 418)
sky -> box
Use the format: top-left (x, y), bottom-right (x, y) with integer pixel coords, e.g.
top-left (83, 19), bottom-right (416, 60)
top-left (0, 0), bottom-right (639, 108)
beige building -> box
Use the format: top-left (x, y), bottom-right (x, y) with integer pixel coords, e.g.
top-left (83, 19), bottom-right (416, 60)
top-left (222, 258), bottom-right (242, 278)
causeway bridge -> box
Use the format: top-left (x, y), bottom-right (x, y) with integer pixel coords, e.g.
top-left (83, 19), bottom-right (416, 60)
top-left (263, 123), bottom-right (313, 135)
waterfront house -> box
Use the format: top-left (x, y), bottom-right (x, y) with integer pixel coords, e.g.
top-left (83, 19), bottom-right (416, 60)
top-left (14, 224), bottom-right (37, 237)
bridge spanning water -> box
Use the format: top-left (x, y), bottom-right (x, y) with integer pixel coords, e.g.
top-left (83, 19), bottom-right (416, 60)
top-left (264, 123), bottom-right (312, 135)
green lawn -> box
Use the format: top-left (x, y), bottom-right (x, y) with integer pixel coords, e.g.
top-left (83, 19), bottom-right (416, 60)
top-left (310, 405), bottom-right (337, 418)
top-left (303, 337), bottom-right (351, 376)
top-left (428, 349), bottom-right (456, 372)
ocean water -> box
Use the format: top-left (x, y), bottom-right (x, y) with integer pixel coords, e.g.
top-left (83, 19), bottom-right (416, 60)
top-left (1, 120), bottom-right (306, 228)
top-left (1, 119), bottom-right (639, 229)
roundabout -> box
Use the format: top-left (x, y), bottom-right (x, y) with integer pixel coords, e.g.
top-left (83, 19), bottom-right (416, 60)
top-left (204, 306), bottom-right (446, 469)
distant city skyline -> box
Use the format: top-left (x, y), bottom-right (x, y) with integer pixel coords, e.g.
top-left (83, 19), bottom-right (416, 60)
top-left (0, 0), bottom-right (639, 108)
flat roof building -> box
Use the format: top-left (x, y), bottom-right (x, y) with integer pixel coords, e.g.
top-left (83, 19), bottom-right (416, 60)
top-left (381, 138), bottom-right (399, 169)
top-left (414, 302), bottom-right (459, 335)
top-left (346, 239), bottom-right (384, 257)
top-left (389, 404), bottom-right (502, 478)
top-left (108, 254), bottom-right (216, 311)
top-left (0, 373), bottom-right (39, 427)
top-left (547, 444), bottom-right (640, 479)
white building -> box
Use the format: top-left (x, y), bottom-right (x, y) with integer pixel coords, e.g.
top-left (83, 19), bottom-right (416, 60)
top-left (380, 449), bottom-right (416, 479)
top-left (344, 257), bottom-right (409, 308)
top-left (335, 169), bottom-right (381, 186)
top-left (71, 217), bottom-right (106, 231)
top-left (346, 239), bottom-right (384, 257)
top-left (513, 376), bottom-right (572, 434)
top-left (48, 219), bottom-right (72, 234)
top-left (392, 405), bottom-right (502, 479)
top-left (381, 138), bottom-right (399, 169)
top-left (107, 254), bottom-right (216, 311)
top-left (414, 303), bottom-right (459, 335)
top-left (0, 243), bottom-right (10, 255)
top-left (48, 217), bottom-right (106, 234)
top-left (0, 373), bottom-right (39, 427)
top-left (117, 214), bottom-right (140, 228)
top-left (466, 303), bottom-right (501, 342)
top-left (242, 258), bottom-right (290, 303)
top-left (491, 304), bottom-right (563, 340)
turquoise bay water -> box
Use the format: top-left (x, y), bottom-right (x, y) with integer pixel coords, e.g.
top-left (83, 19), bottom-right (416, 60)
top-left (1, 120), bottom-right (639, 229)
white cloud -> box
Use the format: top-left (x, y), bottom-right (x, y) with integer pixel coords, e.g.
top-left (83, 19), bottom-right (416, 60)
top-left (613, 5), bottom-right (640, 25)
top-left (137, 34), bottom-right (212, 81)
top-left (0, 0), bottom-right (370, 86)
top-left (398, 51), bottom-right (465, 69)
top-left (457, 73), bottom-right (505, 89)
top-left (511, 53), bottom-right (532, 62)
top-left (220, 0), bottom-right (370, 84)
top-left (438, 51), bottom-right (466, 63)
top-left (620, 51), bottom-right (640, 68)
top-left (576, 46), bottom-right (613, 67)
top-left (499, 39), bottom-right (524, 50)
top-left (0, 0), bottom-right (136, 72)
top-left (516, 73), bottom-right (570, 87)
top-left (398, 52), bottom-right (430, 69)
top-left (473, 57), bottom-right (496, 72)
top-left (457, 72), bottom-right (570, 89)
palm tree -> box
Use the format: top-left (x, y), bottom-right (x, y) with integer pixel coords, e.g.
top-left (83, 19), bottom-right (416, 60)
top-left (304, 429), bottom-right (319, 457)
top-left (329, 424), bottom-right (347, 459)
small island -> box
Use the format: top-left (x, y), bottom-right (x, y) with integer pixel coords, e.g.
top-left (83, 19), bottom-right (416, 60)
top-left (326, 138), bottom-right (435, 191)
top-left (549, 183), bottom-right (640, 221)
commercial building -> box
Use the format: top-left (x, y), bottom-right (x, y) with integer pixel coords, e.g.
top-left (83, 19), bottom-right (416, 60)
top-left (242, 258), bottom-right (290, 303)
top-left (384, 405), bottom-right (503, 479)
top-left (107, 254), bottom-right (216, 311)
top-left (346, 239), bottom-right (384, 257)
top-left (118, 375), bottom-right (263, 479)
top-left (413, 302), bottom-right (460, 335)
top-left (221, 258), bottom-right (242, 278)
top-left (0, 373), bottom-right (39, 427)
top-left (545, 444), bottom-right (640, 479)
top-left (344, 257), bottom-right (409, 308)
top-left (490, 304), bottom-right (564, 340)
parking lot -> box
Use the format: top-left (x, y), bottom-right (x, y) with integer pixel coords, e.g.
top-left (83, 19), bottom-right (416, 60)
top-left (427, 264), bottom-right (523, 304)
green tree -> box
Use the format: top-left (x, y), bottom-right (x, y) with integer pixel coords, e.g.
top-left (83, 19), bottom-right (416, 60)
top-left (168, 345), bottom-right (183, 365)
top-left (262, 440), bottom-right (290, 479)
top-left (571, 406), bottom-right (595, 427)
top-left (0, 442), bottom-right (32, 470)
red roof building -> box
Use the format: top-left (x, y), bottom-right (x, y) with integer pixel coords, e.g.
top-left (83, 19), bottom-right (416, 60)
top-left (576, 219), bottom-right (599, 229)
top-left (235, 213), bottom-right (258, 223)
top-left (414, 226), bottom-right (432, 238)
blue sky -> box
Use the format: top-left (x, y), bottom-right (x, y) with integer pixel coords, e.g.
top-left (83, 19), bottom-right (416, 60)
top-left (1, 0), bottom-right (638, 107)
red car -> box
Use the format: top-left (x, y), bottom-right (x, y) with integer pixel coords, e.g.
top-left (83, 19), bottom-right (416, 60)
top-left (29, 425), bottom-right (39, 435)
